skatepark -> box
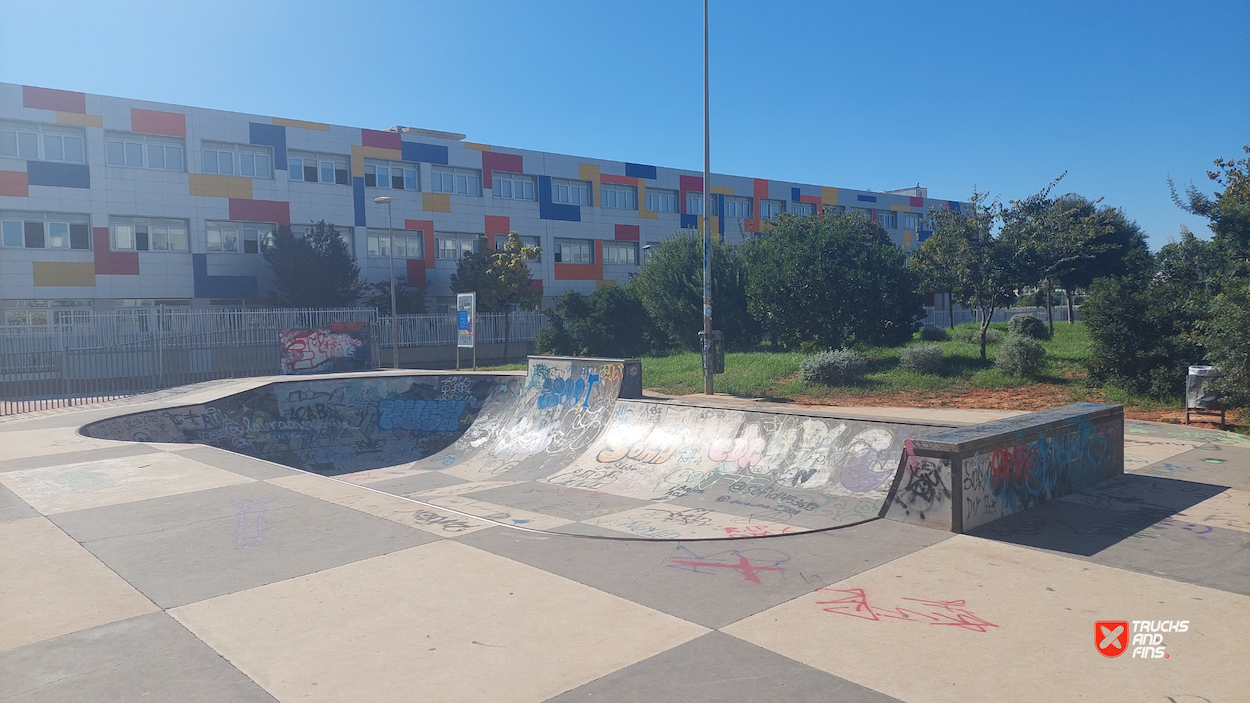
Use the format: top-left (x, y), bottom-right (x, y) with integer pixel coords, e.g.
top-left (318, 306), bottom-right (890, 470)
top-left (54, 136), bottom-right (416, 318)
top-left (1, 358), bottom-right (1246, 702)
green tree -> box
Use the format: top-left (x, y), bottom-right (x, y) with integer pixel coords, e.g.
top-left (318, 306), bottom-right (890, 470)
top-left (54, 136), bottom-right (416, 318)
top-left (262, 221), bottom-right (360, 307)
top-left (911, 191), bottom-right (1023, 359)
top-left (743, 211), bottom-right (923, 349)
top-left (535, 285), bottom-right (655, 358)
top-left (628, 230), bottom-right (759, 351)
top-left (450, 232), bottom-right (543, 362)
top-left (359, 275), bottom-right (428, 315)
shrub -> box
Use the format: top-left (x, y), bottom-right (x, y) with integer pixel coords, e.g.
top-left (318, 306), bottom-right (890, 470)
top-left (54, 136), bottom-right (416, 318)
top-left (799, 348), bottom-right (868, 385)
top-left (1008, 314), bottom-right (1050, 340)
top-left (996, 335), bottom-right (1046, 376)
top-left (952, 326), bottom-right (1004, 345)
top-left (919, 325), bottom-right (949, 341)
top-left (899, 344), bottom-right (945, 375)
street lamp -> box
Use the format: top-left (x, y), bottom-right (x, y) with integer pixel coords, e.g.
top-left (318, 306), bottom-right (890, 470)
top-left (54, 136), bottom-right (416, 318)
top-left (701, 0), bottom-right (713, 395)
top-left (373, 195), bottom-right (399, 370)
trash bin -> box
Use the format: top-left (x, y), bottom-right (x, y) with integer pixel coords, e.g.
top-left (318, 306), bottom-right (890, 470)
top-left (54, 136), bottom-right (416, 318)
top-left (699, 330), bottom-right (724, 374)
top-left (1185, 365), bottom-right (1225, 425)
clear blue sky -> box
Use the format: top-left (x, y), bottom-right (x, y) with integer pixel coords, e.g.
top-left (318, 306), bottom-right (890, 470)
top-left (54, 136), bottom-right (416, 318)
top-left (2, 0), bottom-right (1246, 251)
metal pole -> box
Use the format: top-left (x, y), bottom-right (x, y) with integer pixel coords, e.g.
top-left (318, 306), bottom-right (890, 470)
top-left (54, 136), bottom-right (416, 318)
top-left (702, 0), bottom-right (713, 395)
top-left (387, 201), bottom-right (399, 369)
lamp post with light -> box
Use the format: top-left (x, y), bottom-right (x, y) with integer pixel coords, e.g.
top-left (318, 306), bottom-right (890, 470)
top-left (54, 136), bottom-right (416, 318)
top-left (373, 195), bottom-right (399, 369)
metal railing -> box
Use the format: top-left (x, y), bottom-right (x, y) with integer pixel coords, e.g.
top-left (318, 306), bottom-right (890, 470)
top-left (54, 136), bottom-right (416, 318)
top-left (922, 305), bottom-right (1077, 328)
top-left (1, 307), bottom-right (548, 416)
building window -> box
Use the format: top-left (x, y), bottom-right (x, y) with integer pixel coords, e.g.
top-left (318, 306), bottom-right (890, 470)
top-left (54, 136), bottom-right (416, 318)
top-left (0, 121), bottom-right (85, 163)
top-left (435, 234), bottom-right (477, 259)
top-left (1, 211), bottom-right (90, 250)
top-left (111, 217), bottom-right (188, 252)
top-left (492, 172), bottom-right (535, 200)
top-left (645, 189), bottom-right (678, 213)
top-left (288, 151), bottom-right (350, 185)
top-left (203, 142), bottom-right (271, 178)
top-left (603, 241), bottom-right (637, 265)
top-left (432, 167), bottom-right (480, 196)
top-left (601, 184), bottom-right (637, 210)
top-left (105, 132), bottom-right (184, 171)
top-left (364, 159), bottom-right (418, 190)
top-left (852, 207), bottom-right (873, 219)
top-left (876, 210), bottom-right (898, 228)
top-left (686, 192), bottom-right (714, 215)
top-left (550, 178), bottom-right (591, 205)
top-left (493, 234), bottom-right (541, 260)
top-left (793, 202), bottom-right (817, 217)
top-left (759, 199), bottom-right (785, 220)
top-left (290, 223), bottom-right (353, 255)
top-left (207, 220), bottom-right (274, 254)
top-left (722, 196), bottom-right (752, 219)
top-left (367, 229), bottom-right (424, 258)
top-left (553, 238), bottom-right (592, 264)
top-left (4, 299), bottom-right (93, 327)
top-left (825, 205), bottom-right (846, 215)
top-left (903, 212), bottom-right (924, 230)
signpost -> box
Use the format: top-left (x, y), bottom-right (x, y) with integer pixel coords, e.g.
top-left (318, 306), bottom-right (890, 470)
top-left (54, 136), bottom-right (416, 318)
top-left (456, 292), bottom-right (476, 370)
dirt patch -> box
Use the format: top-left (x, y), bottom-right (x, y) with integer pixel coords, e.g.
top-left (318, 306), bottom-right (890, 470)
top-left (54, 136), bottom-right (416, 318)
top-left (785, 383), bottom-right (1244, 431)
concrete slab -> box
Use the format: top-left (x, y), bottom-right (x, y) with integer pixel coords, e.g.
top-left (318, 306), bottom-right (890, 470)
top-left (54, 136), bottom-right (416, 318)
top-left (0, 428), bottom-right (127, 460)
top-left (1123, 438), bottom-right (1200, 470)
top-left (170, 541), bottom-right (707, 703)
top-left (0, 612), bottom-right (278, 703)
top-left (49, 481), bottom-right (435, 608)
top-left (0, 482), bottom-right (38, 522)
top-left (424, 494), bottom-right (575, 531)
top-left (459, 481), bottom-right (651, 522)
top-left (1136, 446), bottom-right (1250, 491)
top-left (1060, 474), bottom-right (1250, 533)
top-left (456, 520), bottom-right (951, 629)
top-left (0, 451), bottom-right (254, 515)
top-left (0, 517), bottom-right (157, 652)
top-left (967, 498), bottom-right (1250, 595)
top-left (543, 630), bottom-right (903, 703)
top-left (0, 443), bottom-right (161, 474)
top-left (166, 445), bottom-right (303, 480)
top-left (722, 535), bottom-right (1250, 703)
top-left (268, 472), bottom-right (495, 537)
top-left (364, 469), bottom-right (468, 496)
top-left (583, 504), bottom-right (799, 540)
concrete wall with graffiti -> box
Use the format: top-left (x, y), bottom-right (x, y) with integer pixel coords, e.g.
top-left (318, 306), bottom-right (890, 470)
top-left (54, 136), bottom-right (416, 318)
top-left (884, 403), bottom-right (1124, 532)
top-left (82, 373), bottom-right (512, 474)
top-left (280, 323), bottom-right (372, 375)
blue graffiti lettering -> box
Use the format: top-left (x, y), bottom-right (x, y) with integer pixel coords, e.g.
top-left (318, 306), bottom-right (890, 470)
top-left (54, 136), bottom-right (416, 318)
top-left (376, 398), bottom-right (468, 432)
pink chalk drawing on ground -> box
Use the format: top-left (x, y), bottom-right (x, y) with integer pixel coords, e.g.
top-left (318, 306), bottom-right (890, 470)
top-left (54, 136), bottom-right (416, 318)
top-left (815, 588), bottom-right (998, 633)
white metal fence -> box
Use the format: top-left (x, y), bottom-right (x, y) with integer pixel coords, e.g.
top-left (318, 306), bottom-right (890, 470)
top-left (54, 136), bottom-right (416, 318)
top-left (1, 307), bottom-right (548, 415)
top-left (921, 305), bottom-right (1077, 328)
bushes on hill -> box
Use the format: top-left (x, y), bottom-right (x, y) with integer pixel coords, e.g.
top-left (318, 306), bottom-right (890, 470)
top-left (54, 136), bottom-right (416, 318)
top-left (952, 326), bottom-right (1003, 345)
top-left (799, 349), bottom-right (868, 385)
top-left (899, 344), bottom-right (945, 375)
top-left (919, 325), bottom-right (949, 341)
top-left (996, 335), bottom-right (1046, 376)
top-left (1008, 314), bottom-right (1050, 340)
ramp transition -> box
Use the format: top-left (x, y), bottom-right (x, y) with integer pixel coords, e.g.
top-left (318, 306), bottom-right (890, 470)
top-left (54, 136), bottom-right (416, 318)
top-left (81, 358), bottom-right (1123, 540)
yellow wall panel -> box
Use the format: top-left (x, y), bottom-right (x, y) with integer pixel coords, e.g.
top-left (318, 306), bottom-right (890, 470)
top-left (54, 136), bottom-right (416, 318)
top-left (821, 186), bottom-right (839, 206)
top-left (595, 280), bottom-right (618, 289)
top-left (351, 145), bottom-right (403, 176)
top-left (272, 117), bottom-right (330, 131)
top-left (56, 112), bottom-right (102, 128)
top-left (710, 186), bottom-right (733, 195)
top-left (890, 204), bottom-right (910, 211)
top-left (423, 193), bottom-right (451, 213)
top-left (188, 174), bottom-right (253, 199)
top-left (904, 229), bottom-right (912, 247)
top-left (578, 163), bottom-right (601, 205)
top-left (33, 262), bottom-right (95, 287)
top-left (464, 142), bottom-right (491, 151)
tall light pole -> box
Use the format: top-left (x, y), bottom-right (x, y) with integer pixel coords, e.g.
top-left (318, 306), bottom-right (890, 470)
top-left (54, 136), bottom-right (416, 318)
top-left (701, 0), bottom-right (713, 395)
top-left (373, 195), bottom-right (399, 369)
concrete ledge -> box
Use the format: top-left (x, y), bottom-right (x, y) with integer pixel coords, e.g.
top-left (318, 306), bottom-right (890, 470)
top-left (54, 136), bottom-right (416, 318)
top-left (883, 403), bottom-right (1124, 532)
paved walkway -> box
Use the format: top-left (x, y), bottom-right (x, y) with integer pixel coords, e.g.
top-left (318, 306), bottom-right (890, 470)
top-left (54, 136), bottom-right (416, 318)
top-left (1, 380), bottom-right (1247, 702)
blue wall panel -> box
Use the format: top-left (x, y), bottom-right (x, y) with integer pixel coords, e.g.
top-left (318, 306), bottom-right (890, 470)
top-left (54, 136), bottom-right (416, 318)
top-left (918, 230), bottom-right (934, 243)
top-left (624, 163), bottom-right (657, 180)
top-left (791, 187), bottom-right (801, 202)
top-left (27, 161), bottom-right (89, 188)
top-left (717, 194), bottom-right (725, 235)
top-left (680, 213), bottom-right (699, 230)
top-left (353, 177), bottom-right (366, 227)
top-left (857, 194), bottom-right (877, 202)
top-left (193, 254), bottom-right (258, 298)
top-left (537, 176), bottom-right (581, 222)
top-left (402, 142), bottom-right (449, 165)
top-left (248, 123), bottom-right (287, 170)
top-left (948, 201), bottom-right (961, 212)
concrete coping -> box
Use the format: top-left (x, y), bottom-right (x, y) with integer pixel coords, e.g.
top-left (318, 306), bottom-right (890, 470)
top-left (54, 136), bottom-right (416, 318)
top-left (629, 394), bottom-right (962, 429)
top-left (910, 402), bottom-right (1123, 453)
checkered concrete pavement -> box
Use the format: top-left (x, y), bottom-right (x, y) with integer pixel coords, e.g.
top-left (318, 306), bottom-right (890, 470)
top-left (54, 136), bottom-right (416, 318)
top-left (1, 386), bottom-right (1247, 702)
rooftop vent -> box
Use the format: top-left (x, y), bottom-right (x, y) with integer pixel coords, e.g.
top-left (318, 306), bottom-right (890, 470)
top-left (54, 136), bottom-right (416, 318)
top-left (386, 126), bottom-right (467, 141)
